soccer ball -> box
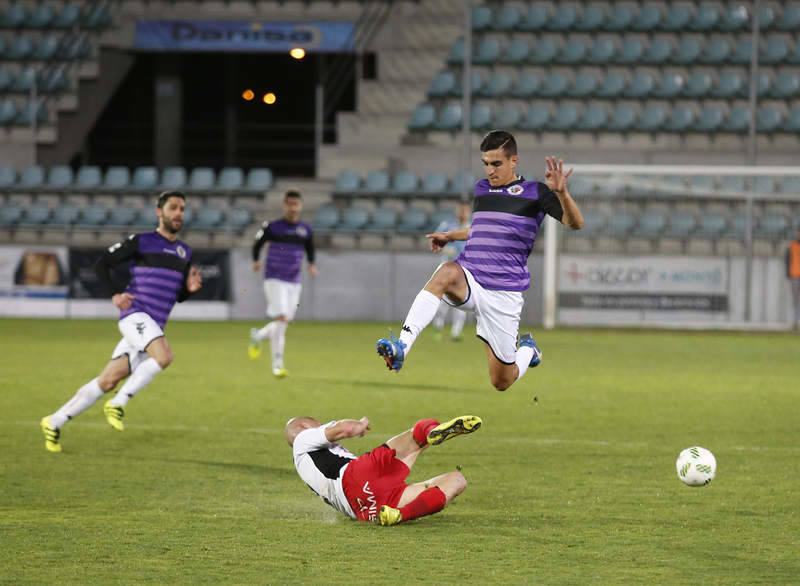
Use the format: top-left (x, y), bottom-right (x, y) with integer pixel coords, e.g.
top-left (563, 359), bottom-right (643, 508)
top-left (676, 446), bottom-right (716, 486)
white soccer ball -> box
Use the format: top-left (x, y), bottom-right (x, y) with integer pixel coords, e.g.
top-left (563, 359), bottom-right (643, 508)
top-left (676, 446), bottom-right (717, 486)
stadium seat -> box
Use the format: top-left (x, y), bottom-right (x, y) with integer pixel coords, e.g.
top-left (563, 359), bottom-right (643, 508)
top-left (338, 205), bottom-right (369, 230)
top-left (589, 36), bottom-right (617, 63)
top-left (635, 209), bottom-right (667, 237)
top-left (696, 213), bottom-right (727, 238)
top-left (608, 211), bottom-right (636, 236)
top-left (10, 67), bottom-right (36, 94)
top-left (714, 70), bottom-right (745, 98)
top-left (788, 43), bottom-right (800, 65)
top-left (132, 166), bottom-right (159, 191)
top-left (19, 166), bottom-right (45, 188)
top-left (396, 206), bottom-right (428, 233)
top-left (365, 206), bottom-right (397, 232)
top-left (392, 171), bottom-right (418, 193)
top-left (661, 2), bottom-right (693, 30)
top-left (576, 208), bottom-right (607, 235)
top-left (75, 166), bottom-right (101, 190)
top-left (471, 5), bottom-right (492, 31)
top-left (771, 72), bottom-right (800, 98)
top-left (364, 170), bottom-right (390, 193)
top-left (567, 176), bottom-right (594, 197)
top-left (625, 71), bottom-right (656, 98)
top-left (188, 167), bottom-right (215, 191)
top-left (422, 172), bottom-right (449, 194)
top-left (632, 2), bottom-right (664, 31)
top-left (82, 2), bottom-right (112, 29)
top-left (719, 176), bottom-right (745, 193)
top-left (494, 104), bottom-right (522, 129)
top-left (761, 37), bottom-right (789, 64)
top-left (558, 37), bottom-right (589, 64)
top-left (757, 106), bottom-right (783, 132)
top-left (447, 39), bottom-right (465, 65)
top-left (501, 38), bottom-right (530, 63)
top-left (606, 2), bottom-right (636, 30)
top-left (551, 4), bottom-right (579, 30)
top-left (428, 71), bottom-right (456, 97)
top-left (520, 105), bottom-right (551, 131)
top-left (781, 176), bottom-right (800, 195)
top-left (47, 165), bottom-right (73, 189)
top-left (134, 206), bottom-right (159, 229)
top-left (655, 71), bottom-right (685, 98)
top-left (529, 38), bottom-right (560, 63)
top-left (160, 166), bottom-right (187, 190)
top-left (5, 35), bottom-right (33, 60)
top-left (607, 103), bottom-right (638, 131)
top-left (474, 38), bottom-right (501, 64)
top-left (725, 213), bottom-right (750, 239)
top-left (664, 212), bottom-right (697, 237)
top-left (494, 4), bottom-right (521, 31)
top-left (107, 206), bottom-right (137, 226)
top-left (721, 106), bottom-right (751, 132)
top-left (776, 3), bottom-right (800, 30)
top-left (39, 66), bottom-right (69, 93)
top-left (478, 71), bottom-right (512, 98)
top-left (702, 38), bottom-right (732, 64)
top-left (0, 165), bottom-right (16, 187)
top-left (674, 38), bottom-right (703, 64)
top-left (104, 166), bottom-right (130, 190)
top-left (636, 104), bottom-right (667, 131)
top-left (684, 71), bottom-right (713, 97)
top-left (311, 205), bottom-right (339, 231)
top-left (429, 208), bottom-right (458, 232)
top-left (0, 204), bottom-right (23, 226)
top-left (548, 103), bottom-right (580, 131)
top-left (511, 71), bottom-right (541, 98)
top-left (664, 105), bottom-right (695, 132)
top-left (690, 175), bottom-right (716, 192)
top-left (756, 214), bottom-right (790, 239)
top-left (26, 3), bottom-right (55, 28)
top-left (435, 103), bottom-right (462, 131)
top-left (659, 175), bottom-right (686, 194)
top-left (21, 205), bottom-right (51, 225)
top-left (408, 103), bottom-right (435, 130)
top-left (616, 37), bottom-right (645, 63)
top-left (721, 3), bottom-right (750, 31)
top-left (58, 34), bottom-right (91, 60)
top-left (643, 37), bottom-right (674, 64)
top-left (190, 207), bottom-right (223, 230)
top-left (451, 172), bottom-right (476, 194)
top-left (50, 204), bottom-right (80, 226)
top-left (540, 71), bottom-right (570, 97)
top-left (33, 34), bottom-right (61, 61)
top-left (731, 38), bottom-right (753, 64)
top-left (689, 2), bottom-right (722, 31)
top-left (0, 68), bottom-right (11, 92)
top-left (217, 167), bottom-right (244, 191)
top-left (753, 176), bottom-right (776, 194)
top-left (78, 204), bottom-right (108, 226)
top-left (227, 207), bottom-right (252, 231)
top-left (53, 3), bottom-right (81, 29)
top-left (569, 71), bottom-right (600, 97)
top-left (1, 2), bottom-right (27, 27)
top-left (577, 2), bottom-right (608, 30)
top-left (578, 103), bottom-right (609, 131)
top-left (787, 107), bottom-right (800, 132)
top-left (596, 70), bottom-right (626, 97)
top-left (335, 170), bottom-right (360, 193)
top-left (246, 167), bottom-right (272, 192)
top-left (448, 71), bottom-right (484, 98)
top-left (14, 99), bottom-right (48, 126)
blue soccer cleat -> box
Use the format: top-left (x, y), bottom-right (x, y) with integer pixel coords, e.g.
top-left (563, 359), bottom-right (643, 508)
top-left (519, 333), bottom-right (542, 367)
top-left (377, 330), bottom-right (407, 372)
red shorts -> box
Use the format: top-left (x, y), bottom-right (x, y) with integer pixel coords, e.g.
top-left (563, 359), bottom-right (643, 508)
top-left (341, 445), bottom-right (410, 522)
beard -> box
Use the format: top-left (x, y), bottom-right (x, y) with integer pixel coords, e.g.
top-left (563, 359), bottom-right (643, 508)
top-left (162, 217), bottom-right (182, 233)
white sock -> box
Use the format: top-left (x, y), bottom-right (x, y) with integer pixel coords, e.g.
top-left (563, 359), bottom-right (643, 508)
top-left (433, 301), bottom-right (448, 331)
top-left (49, 377), bottom-right (104, 428)
top-left (398, 290), bottom-right (441, 354)
top-left (450, 308), bottom-right (466, 338)
top-left (515, 346), bottom-right (535, 381)
top-left (108, 358), bottom-right (163, 407)
top-left (271, 321), bottom-right (288, 370)
top-left (255, 321), bottom-right (277, 341)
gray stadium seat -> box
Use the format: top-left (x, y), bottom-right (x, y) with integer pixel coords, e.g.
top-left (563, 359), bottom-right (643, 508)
top-left (190, 207), bottom-right (223, 230)
top-left (632, 2), bottom-right (664, 31)
top-left (494, 103), bottom-right (521, 129)
top-left (696, 213), bottom-right (727, 238)
top-left (578, 2), bottom-right (608, 30)
top-left (721, 3), bottom-right (750, 31)
top-left (520, 4), bottom-right (549, 30)
top-left (451, 172), bottom-right (476, 194)
top-left (22, 205), bottom-right (51, 225)
top-left (78, 204), bottom-right (108, 226)
top-left (0, 68), bottom-right (11, 92)
top-left (447, 39), bottom-right (465, 65)
top-left (664, 105), bottom-right (695, 132)
top-left (33, 35), bottom-right (61, 60)
top-left (364, 170), bottom-right (390, 193)
top-left (548, 103), bottom-right (580, 131)
top-left (246, 168), bottom-right (273, 192)
top-left (684, 71), bottom-right (713, 97)
top-left (408, 103), bottom-right (435, 130)
top-left (787, 107), bottom-right (800, 133)
top-left (428, 71), bottom-right (456, 97)
top-left (626, 71), bottom-right (656, 98)
top-left (578, 103), bottom-right (609, 131)
top-left (635, 209), bottom-right (667, 237)
top-left (75, 166), bottom-right (101, 190)
top-left (689, 2), bottom-right (721, 31)
top-left (606, 2), bottom-right (636, 30)
top-left (674, 38), bottom-right (703, 64)
top-left (474, 38), bottom-right (501, 64)
top-left (589, 36), bottom-right (617, 63)
top-left (335, 170), bottom-right (360, 192)
top-left (132, 166), bottom-right (159, 191)
top-left (702, 38), bottom-right (732, 64)
top-left (725, 213), bottom-right (749, 239)
top-left (133, 207), bottom-right (159, 229)
top-left (188, 167), bottom-right (215, 191)
top-left (26, 3), bottom-right (55, 28)
top-left (655, 71), bottom-right (685, 98)
top-left (338, 205), bottom-right (369, 230)
top-left (502, 38), bottom-right (530, 63)
top-left (781, 176), bottom-right (800, 195)
top-left (576, 208), bottom-right (607, 235)
top-left (82, 2), bottom-right (112, 29)
top-left (392, 171), bottom-right (418, 193)
top-left (776, 3), bottom-right (800, 30)
top-left (53, 3), bottom-right (81, 29)
top-left (104, 166), bottom-right (130, 190)
top-left (559, 37), bottom-right (589, 64)
top-left (435, 103), bottom-right (462, 131)
top-left (719, 176), bottom-right (745, 193)
top-left (551, 4), bottom-right (579, 30)
top-left (731, 38), bottom-right (753, 64)
top-left (721, 106), bottom-right (751, 132)
top-left (643, 37), bottom-right (674, 64)
top-left (661, 2), bottom-right (693, 30)
top-left (607, 103), bottom-right (638, 131)
top-left (0, 165), bottom-right (16, 187)
top-left (19, 166), bottom-right (45, 188)
top-left (396, 206), bottom-right (428, 233)
top-left (58, 34), bottom-right (91, 60)
top-left (365, 206), bottom-right (397, 232)
top-left (47, 165), bottom-right (73, 189)
top-left (2, 2), bottom-right (27, 27)
top-left (471, 5), bottom-right (492, 31)
top-left (664, 212), bottom-right (697, 237)
top-left (753, 176), bottom-right (776, 194)
top-left (0, 204), bottom-right (23, 226)
top-left (494, 5), bottom-right (522, 31)
top-left (50, 204), bottom-right (80, 226)
top-left (569, 71), bottom-right (600, 97)
top-left (160, 166), bottom-right (187, 190)
top-left (217, 167), bottom-right (244, 191)
top-left (637, 104), bottom-right (667, 131)
top-left (616, 37), bottom-right (645, 63)
top-left (10, 68), bottom-right (36, 93)
top-left (756, 214), bottom-right (790, 239)
top-left (690, 175), bottom-right (716, 192)
top-left (714, 70), bottom-right (745, 98)
top-left (311, 205), bottom-right (339, 231)
top-left (107, 206), bottom-right (137, 226)
top-left (696, 106), bottom-right (725, 131)
top-left (761, 37), bottom-right (789, 64)
top-left (757, 106), bottom-right (783, 132)
top-left (520, 105), bottom-right (550, 131)
top-left (771, 72), bottom-right (800, 98)
top-left (13, 99), bottom-right (48, 126)
top-left (608, 211), bottom-right (636, 236)
top-left (596, 70), bottom-right (626, 97)
top-left (478, 71), bottom-right (512, 98)
top-left (227, 207), bottom-right (252, 231)
top-left (530, 38), bottom-right (560, 63)
top-left (422, 172), bottom-right (449, 194)
top-left (540, 71), bottom-right (570, 97)
top-left (511, 71), bottom-right (541, 97)
top-left (39, 66), bottom-right (69, 93)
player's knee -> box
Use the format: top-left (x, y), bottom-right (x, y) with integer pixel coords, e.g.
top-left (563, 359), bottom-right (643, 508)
top-left (491, 373), bottom-right (514, 391)
top-left (428, 262), bottom-right (460, 291)
top-left (155, 351), bottom-right (173, 369)
top-left (452, 471), bottom-right (467, 495)
top-left (97, 375), bottom-right (117, 392)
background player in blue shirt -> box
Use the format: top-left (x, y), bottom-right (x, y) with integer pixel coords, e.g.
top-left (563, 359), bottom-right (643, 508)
top-left (40, 191), bottom-right (203, 452)
top-left (432, 201), bottom-right (471, 342)
top-left (249, 189), bottom-right (317, 378)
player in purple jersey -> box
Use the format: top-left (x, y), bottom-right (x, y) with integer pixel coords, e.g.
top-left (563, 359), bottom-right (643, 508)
top-left (40, 191), bottom-right (202, 452)
top-left (377, 130), bottom-right (583, 392)
top-left (248, 189), bottom-right (317, 378)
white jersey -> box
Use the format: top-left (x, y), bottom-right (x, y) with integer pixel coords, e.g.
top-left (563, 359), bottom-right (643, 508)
top-left (292, 422), bottom-right (357, 519)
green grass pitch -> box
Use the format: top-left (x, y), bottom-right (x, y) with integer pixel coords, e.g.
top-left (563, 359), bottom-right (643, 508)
top-left (1, 318), bottom-right (799, 584)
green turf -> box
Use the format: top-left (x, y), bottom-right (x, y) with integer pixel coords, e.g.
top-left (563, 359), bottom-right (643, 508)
top-left (1, 318), bottom-right (798, 585)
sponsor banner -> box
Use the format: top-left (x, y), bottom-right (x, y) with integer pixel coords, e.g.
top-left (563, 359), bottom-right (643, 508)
top-left (0, 246), bottom-right (68, 299)
top-left (559, 255), bottom-right (729, 313)
top-left (69, 248), bottom-right (231, 302)
top-left (135, 20), bottom-right (355, 52)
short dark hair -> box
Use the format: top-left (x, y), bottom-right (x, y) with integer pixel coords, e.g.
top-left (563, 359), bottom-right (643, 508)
top-left (156, 190), bottom-right (185, 209)
top-left (480, 130), bottom-right (517, 156)
top-left (284, 189), bottom-right (302, 201)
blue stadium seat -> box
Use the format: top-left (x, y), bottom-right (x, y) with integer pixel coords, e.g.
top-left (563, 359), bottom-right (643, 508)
top-left (22, 205), bottom-right (51, 225)
top-left (474, 38), bottom-right (501, 64)
top-left (428, 71), bottom-right (456, 98)
top-left (636, 104), bottom-right (667, 131)
top-left (188, 167), bottom-right (215, 191)
top-left (551, 4), bottom-right (579, 30)
top-left (335, 170), bottom-right (360, 193)
top-left (247, 168), bottom-right (273, 192)
top-left (632, 2), bottom-right (664, 31)
top-left (616, 37), bottom-right (645, 63)
top-left (422, 172), bottom-right (449, 194)
top-left (19, 166), bottom-right (45, 188)
top-left (776, 3), bottom-right (800, 31)
top-left (511, 71), bottom-right (541, 97)
top-left (684, 71), bottom-right (713, 97)
top-left (569, 71), bottom-right (600, 97)
top-left (75, 166), bottom-right (101, 190)
top-left (1, 2), bottom-right (27, 27)
top-left (758, 4), bottom-right (777, 30)
top-left (494, 5), bottom-right (521, 31)
top-left (449, 71), bottom-right (483, 97)
top-left (520, 105), bottom-right (550, 131)
top-left (596, 70), bottom-right (626, 97)
top-left (655, 71), bottom-right (685, 98)
top-left (520, 4), bottom-right (549, 30)
top-left (689, 2), bottom-right (722, 31)
top-left (788, 43), bottom-right (800, 65)
top-left (761, 37), bottom-right (789, 64)
top-left (643, 37), bottom-right (674, 63)
top-left (227, 207), bottom-right (252, 231)
top-left (82, 2), bottom-right (112, 29)
top-left (494, 104), bottom-right (521, 129)
top-left (0, 68), bottom-right (11, 92)
top-left (217, 167), bottom-right (244, 191)
top-left (435, 103), bottom-right (462, 131)
top-left (714, 69), bottom-right (745, 98)
top-left (47, 165), bottom-right (73, 189)
top-left (107, 206), bottom-right (137, 226)
top-left (529, 38), bottom-right (560, 63)
top-left (724, 213), bottom-right (749, 239)
top-left (33, 34), bottom-right (61, 60)
top-left (392, 171), bottom-right (418, 193)
top-left (365, 206), bottom-right (397, 232)
top-left (626, 71), bottom-right (656, 98)
top-left (311, 205), bottom-right (339, 231)
top-left (577, 2), bottom-right (608, 30)
top-left (664, 105), bottom-right (695, 132)
top-left (501, 38), bottom-right (530, 63)
top-left (14, 99), bottom-right (48, 126)
top-left (578, 103), bottom-right (609, 131)
top-left (364, 170), bottom-right (390, 193)
top-left (661, 2), bottom-right (693, 30)
top-left (753, 176), bottom-right (776, 194)
top-left (190, 207), bottom-right (223, 230)
top-left (132, 166), bottom-right (159, 191)
top-left (478, 71), bottom-right (512, 98)
top-left (53, 3), bottom-right (81, 29)
top-left (607, 103), bottom-right (638, 131)
top-left (589, 36), bottom-right (617, 63)
top-left (771, 72), bottom-right (800, 98)
top-left (606, 2), bottom-right (636, 30)
top-left (757, 106), bottom-right (783, 132)
top-left (674, 38), bottom-right (703, 64)
top-left (408, 103), bottom-right (435, 131)
top-left (51, 204), bottom-right (80, 226)
top-left (660, 175), bottom-right (686, 194)
top-left (548, 103), bottom-right (581, 131)
top-left (690, 175), bottom-right (716, 192)
top-left (756, 214), bottom-right (790, 239)
top-left (338, 205), bottom-right (369, 231)
top-left (635, 209), bottom-right (667, 237)
top-left (429, 208), bottom-right (458, 231)
top-left (558, 37), bottom-right (589, 64)
top-left (785, 107), bottom-right (800, 132)
top-left (0, 204), bottom-right (23, 226)
top-left (396, 206), bottom-right (428, 233)
top-left (160, 166), bottom-right (187, 190)
top-left (26, 3), bottom-right (55, 28)
top-left (721, 107), bottom-right (751, 132)
top-left (721, 3), bottom-right (750, 31)
top-left (696, 213), bottom-right (727, 238)
top-left (6, 36), bottom-right (34, 60)
top-left (608, 211), bottom-right (636, 236)
top-left (447, 39), bottom-right (465, 65)
top-left (39, 66), bottom-right (69, 93)
top-left (702, 38), bottom-right (732, 64)
top-left (57, 33), bottom-right (91, 60)
top-left (0, 165), bottom-right (16, 187)
top-left (10, 67), bottom-right (36, 93)
top-left (540, 71), bottom-right (570, 97)
top-left (78, 204), bottom-right (108, 226)
top-left (104, 166), bottom-right (131, 190)
top-left (471, 5), bottom-right (492, 31)
top-left (664, 212), bottom-right (697, 237)
top-left (719, 176), bottom-right (745, 193)
top-left (731, 38), bottom-right (753, 64)
top-left (451, 172), bottom-right (476, 194)
top-left (576, 208), bottom-right (607, 235)
top-left (781, 176), bottom-right (800, 195)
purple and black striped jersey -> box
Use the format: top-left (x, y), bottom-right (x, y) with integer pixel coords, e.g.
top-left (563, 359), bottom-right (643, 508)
top-left (252, 219), bottom-right (315, 283)
top-left (456, 178), bottom-right (563, 292)
top-left (95, 231), bottom-right (193, 329)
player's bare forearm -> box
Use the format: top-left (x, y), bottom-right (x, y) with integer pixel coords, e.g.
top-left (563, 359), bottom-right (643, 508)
top-left (447, 227), bottom-right (469, 241)
top-left (325, 417), bottom-right (370, 442)
top-left (556, 188), bottom-right (584, 230)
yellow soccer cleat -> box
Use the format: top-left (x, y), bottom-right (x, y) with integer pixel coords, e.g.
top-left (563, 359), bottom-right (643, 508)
top-left (248, 328), bottom-right (262, 360)
top-left (272, 367), bottom-right (289, 379)
top-left (427, 415), bottom-right (482, 446)
top-left (40, 417), bottom-right (61, 453)
top-left (378, 505), bottom-right (403, 526)
top-left (103, 400), bottom-right (124, 431)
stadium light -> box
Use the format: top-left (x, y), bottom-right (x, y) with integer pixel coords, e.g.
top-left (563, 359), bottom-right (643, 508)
top-left (290, 47), bottom-right (306, 60)
top-left (263, 92), bottom-right (277, 105)
top-left (241, 89), bottom-right (254, 101)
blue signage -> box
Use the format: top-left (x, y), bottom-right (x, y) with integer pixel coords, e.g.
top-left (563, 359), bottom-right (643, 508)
top-left (135, 20), bottom-right (355, 52)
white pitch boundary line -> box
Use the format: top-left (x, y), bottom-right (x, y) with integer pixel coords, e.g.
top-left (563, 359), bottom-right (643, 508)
top-left (7, 420), bottom-right (800, 453)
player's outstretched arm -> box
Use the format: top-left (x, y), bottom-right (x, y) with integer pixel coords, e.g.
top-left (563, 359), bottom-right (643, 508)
top-left (545, 156), bottom-right (583, 230)
top-left (426, 227), bottom-right (469, 252)
top-left (325, 417), bottom-right (370, 442)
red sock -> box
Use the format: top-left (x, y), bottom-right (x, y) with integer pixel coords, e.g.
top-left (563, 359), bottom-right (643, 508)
top-left (398, 486), bottom-right (447, 522)
top-left (413, 418), bottom-right (440, 445)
